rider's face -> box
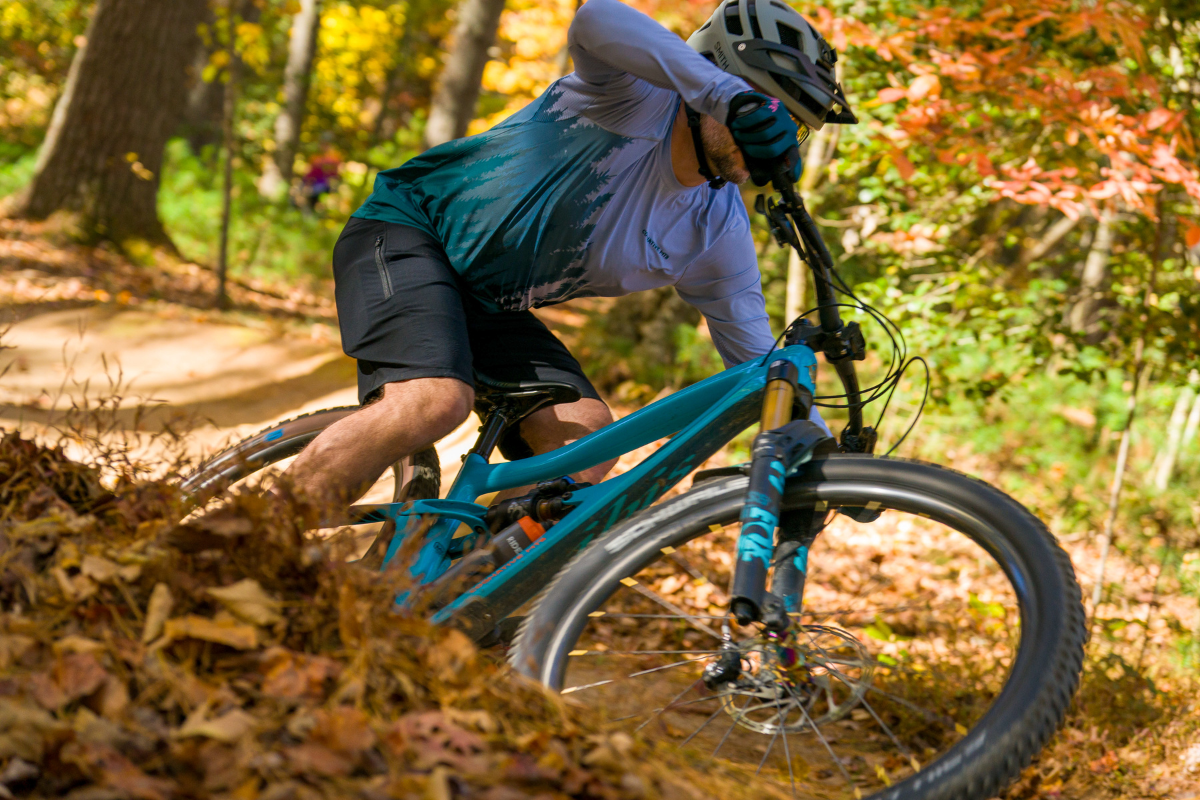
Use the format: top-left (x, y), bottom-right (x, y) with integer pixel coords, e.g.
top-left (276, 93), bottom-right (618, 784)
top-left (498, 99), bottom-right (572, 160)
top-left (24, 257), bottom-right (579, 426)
top-left (700, 114), bottom-right (750, 186)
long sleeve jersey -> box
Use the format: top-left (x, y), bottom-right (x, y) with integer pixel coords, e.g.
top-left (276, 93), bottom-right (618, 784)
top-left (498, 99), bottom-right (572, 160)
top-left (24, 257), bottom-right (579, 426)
top-left (352, 0), bottom-right (777, 367)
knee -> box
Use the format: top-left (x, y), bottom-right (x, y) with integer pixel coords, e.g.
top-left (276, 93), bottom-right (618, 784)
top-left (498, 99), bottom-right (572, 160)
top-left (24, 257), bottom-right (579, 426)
top-left (435, 381), bottom-right (475, 433)
top-left (376, 378), bottom-right (474, 440)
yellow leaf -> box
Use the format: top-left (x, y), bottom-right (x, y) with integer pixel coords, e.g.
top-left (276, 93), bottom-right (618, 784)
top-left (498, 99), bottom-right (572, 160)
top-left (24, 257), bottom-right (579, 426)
top-left (207, 579), bottom-right (282, 627)
top-left (142, 583), bottom-right (173, 644)
top-left (162, 615), bottom-right (258, 650)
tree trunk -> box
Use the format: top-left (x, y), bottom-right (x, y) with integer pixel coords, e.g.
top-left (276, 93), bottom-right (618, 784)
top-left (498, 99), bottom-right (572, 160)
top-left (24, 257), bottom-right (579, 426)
top-left (1150, 385), bottom-right (1194, 490)
top-left (180, 38), bottom-right (225, 156)
top-left (784, 248), bottom-right (807, 323)
top-left (8, 0), bottom-right (207, 247)
top-left (1180, 374), bottom-right (1200, 459)
top-left (216, 44), bottom-right (241, 311)
top-left (261, 0), bottom-right (321, 197)
top-left (1069, 204), bottom-right (1117, 342)
top-left (423, 0), bottom-right (507, 149)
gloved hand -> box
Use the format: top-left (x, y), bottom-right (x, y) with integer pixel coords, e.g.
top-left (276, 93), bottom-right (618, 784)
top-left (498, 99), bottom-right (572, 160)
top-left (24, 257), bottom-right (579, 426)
top-left (727, 91), bottom-right (803, 186)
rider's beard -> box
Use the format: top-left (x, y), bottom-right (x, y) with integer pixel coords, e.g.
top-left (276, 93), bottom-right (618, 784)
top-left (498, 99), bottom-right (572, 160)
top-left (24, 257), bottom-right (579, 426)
top-left (700, 115), bottom-right (750, 185)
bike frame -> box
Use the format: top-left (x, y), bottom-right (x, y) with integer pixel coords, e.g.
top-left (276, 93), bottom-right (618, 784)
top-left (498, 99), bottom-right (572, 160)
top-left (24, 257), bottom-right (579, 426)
top-left (353, 344), bottom-right (819, 635)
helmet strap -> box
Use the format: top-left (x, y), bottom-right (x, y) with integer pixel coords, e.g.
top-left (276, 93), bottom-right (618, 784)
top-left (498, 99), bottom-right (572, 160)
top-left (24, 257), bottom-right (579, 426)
top-left (685, 105), bottom-right (727, 190)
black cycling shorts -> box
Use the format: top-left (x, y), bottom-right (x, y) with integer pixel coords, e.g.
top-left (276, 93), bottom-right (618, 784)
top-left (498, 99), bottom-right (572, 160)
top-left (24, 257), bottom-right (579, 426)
top-left (332, 217), bottom-right (601, 406)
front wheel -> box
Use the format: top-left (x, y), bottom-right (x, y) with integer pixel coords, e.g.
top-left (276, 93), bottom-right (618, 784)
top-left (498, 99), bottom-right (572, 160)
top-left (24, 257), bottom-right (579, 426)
top-left (510, 455), bottom-right (1085, 800)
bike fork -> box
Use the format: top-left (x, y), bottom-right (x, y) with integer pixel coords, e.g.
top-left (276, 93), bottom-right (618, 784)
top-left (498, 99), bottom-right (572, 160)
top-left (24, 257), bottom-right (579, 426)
top-left (729, 361), bottom-right (830, 626)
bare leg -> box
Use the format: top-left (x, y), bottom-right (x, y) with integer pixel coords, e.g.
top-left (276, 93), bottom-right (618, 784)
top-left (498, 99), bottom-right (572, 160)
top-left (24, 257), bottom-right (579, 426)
top-left (284, 377), bottom-right (474, 509)
top-left (495, 397), bottom-right (616, 500)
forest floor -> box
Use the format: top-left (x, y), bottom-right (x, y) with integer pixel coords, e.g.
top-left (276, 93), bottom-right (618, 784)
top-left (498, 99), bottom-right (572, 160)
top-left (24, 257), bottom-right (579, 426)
top-left (1, 220), bottom-right (1198, 799)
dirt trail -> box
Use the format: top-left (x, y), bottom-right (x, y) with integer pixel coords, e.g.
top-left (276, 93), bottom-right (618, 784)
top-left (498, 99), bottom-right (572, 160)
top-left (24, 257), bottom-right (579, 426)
top-left (0, 220), bottom-right (500, 485)
top-left (0, 219), bottom-right (595, 489)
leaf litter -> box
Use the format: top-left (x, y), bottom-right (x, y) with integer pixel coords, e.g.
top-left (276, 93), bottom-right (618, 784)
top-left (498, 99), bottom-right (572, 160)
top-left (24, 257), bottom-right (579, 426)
top-left (2, 421), bottom-right (1198, 800)
top-left (0, 429), bottom-right (695, 800)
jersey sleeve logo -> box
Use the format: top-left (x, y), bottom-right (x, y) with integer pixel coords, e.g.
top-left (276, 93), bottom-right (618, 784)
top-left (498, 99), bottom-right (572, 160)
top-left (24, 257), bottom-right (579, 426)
top-left (642, 230), bottom-right (670, 260)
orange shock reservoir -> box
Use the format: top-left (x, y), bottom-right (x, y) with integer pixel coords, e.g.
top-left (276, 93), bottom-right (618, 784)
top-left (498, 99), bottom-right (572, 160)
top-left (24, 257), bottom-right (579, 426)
top-left (491, 516), bottom-right (546, 566)
top-left (760, 360), bottom-right (800, 431)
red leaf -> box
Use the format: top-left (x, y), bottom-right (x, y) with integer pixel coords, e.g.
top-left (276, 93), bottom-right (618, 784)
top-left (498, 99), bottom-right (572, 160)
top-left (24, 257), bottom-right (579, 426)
top-left (892, 147), bottom-right (916, 180)
top-left (1184, 220), bottom-right (1200, 250)
top-left (877, 87), bottom-right (907, 103)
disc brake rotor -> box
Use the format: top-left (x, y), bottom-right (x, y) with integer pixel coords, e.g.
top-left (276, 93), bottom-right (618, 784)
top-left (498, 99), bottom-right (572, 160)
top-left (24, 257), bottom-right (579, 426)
top-left (717, 624), bottom-right (874, 735)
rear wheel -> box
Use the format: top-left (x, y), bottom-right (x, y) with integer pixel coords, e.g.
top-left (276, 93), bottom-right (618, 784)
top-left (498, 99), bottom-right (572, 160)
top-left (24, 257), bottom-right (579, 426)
top-left (511, 455), bottom-right (1085, 800)
top-left (179, 408), bottom-right (441, 558)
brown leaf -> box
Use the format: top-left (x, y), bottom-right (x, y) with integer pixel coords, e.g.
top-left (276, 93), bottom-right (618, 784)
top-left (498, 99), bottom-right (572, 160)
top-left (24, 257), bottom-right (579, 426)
top-left (423, 629), bottom-right (477, 682)
top-left (310, 706), bottom-right (376, 756)
top-left (64, 741), bottom-right (175, 800)
top-left (0, 698), bottom-right (66, 761)
top-left (53, 635), bottom-right (106, 656)
top-left (260, 648), bottom-right (341, 700)
top-left (176, 708), bottom-right (256, 743)
top-left (390, 711), bottom-right (489, 775)
top-left (167, 509), bottom-right (254, 553)
top-left (87, 675), bottom-right (130, 719)
top-left (0, 635), bottom-right (34, 670)
top-left (80, 554), bottom-right (122, 584)
top-left (26, 674), bottom-right (66, 710)
top-left (56, 651), bottom-right (109, 703)
top-left (142, 583), bottom-right (173, 644)
top-left (284, 743), bottom-right (352, 778)
top-left (207, 579), bottom-right (282, 627)
top-left (161, 615), bottom-right (258, 650)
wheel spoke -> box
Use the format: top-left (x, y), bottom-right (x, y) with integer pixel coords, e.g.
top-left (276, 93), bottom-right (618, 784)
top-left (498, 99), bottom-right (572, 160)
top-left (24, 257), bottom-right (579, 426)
top-left (712, 693), bottom-right (754, 758)
top-left (679, 703), bottom-right (727, 746)
top-left (562, 654), bottom-right (714, 695)
top-left (626, 582), bottom-right (724, 641)
top-left (784, 682), bottom-right (858, 793)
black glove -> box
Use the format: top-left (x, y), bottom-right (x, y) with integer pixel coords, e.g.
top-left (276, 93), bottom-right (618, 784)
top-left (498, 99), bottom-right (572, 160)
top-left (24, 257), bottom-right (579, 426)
top-left (727, 91), bottom-right (803, 186)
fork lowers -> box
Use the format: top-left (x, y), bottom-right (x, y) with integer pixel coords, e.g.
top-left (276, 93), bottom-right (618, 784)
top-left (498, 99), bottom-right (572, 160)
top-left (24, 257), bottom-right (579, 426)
top-left (730, 361), bottom-right (802, 625)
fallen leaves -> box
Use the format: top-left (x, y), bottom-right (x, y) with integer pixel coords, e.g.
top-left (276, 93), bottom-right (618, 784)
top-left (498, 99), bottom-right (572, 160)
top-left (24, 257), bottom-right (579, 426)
top-left (0, 430), bottom-right (655, 800)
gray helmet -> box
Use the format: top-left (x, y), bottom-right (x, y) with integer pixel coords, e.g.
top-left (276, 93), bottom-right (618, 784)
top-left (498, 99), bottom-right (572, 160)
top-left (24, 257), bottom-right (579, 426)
top-left (688, 0), bottom-right (857, 130)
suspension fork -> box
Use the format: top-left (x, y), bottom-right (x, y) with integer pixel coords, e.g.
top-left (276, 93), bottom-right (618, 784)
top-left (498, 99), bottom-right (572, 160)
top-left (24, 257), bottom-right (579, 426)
top-left (728, 361), bottom-right (830, 626)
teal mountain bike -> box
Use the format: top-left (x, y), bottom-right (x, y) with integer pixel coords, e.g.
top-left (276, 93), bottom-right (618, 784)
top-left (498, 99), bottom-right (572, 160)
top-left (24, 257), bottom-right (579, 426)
top-left (182, 175), bottom-right (1086, 800)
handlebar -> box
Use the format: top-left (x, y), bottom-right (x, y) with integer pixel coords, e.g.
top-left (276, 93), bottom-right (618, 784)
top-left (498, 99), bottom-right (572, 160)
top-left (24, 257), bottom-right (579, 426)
top-left (768, 166), bottom-right (869, 451)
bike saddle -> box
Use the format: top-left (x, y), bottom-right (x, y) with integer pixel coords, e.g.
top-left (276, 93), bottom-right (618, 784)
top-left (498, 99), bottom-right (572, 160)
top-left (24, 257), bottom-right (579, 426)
top-left (472, 373), bottom-right (583, 461)
top-left (472, 372), bottom-right (581, 424)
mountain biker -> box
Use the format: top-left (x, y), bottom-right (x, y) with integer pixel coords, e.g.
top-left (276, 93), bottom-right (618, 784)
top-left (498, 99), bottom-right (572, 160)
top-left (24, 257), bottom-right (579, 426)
top-left (284, 0), bottom-right (856, 510)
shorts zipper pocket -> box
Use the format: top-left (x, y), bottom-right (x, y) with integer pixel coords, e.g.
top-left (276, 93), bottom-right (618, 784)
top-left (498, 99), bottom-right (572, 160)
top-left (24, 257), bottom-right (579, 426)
top-left (374, 235), bottom-right (394, 299)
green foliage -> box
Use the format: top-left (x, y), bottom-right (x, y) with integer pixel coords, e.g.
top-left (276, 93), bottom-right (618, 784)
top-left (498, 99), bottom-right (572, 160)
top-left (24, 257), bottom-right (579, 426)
top-left (158, 139), bottom-right (341, 283)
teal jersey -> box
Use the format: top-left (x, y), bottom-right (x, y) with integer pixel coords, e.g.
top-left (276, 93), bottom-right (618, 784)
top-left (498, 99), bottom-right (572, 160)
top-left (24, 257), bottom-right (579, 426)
top-left (353, 0), bottom-right (777, 368)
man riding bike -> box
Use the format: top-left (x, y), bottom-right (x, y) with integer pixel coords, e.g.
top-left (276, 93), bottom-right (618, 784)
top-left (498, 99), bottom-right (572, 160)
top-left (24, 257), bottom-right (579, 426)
top-left (284, 0), bottom-right (857, 511)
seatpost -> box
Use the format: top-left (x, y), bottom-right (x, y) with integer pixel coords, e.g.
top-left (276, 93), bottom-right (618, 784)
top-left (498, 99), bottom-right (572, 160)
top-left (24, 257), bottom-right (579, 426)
top-left (469, 408), bottom-right (509, 461)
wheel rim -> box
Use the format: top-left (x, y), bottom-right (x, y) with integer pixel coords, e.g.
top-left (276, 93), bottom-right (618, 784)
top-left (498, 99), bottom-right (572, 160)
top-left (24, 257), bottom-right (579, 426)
top-left (545, 483), bottom-right (1038, 799)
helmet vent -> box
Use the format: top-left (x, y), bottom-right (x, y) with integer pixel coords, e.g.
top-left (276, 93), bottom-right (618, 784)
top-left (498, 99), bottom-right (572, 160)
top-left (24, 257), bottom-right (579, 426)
top-left (746, 0), bottom-right (764, 39)
top-left (698, 20), bottom-right (711, 32)
top-left (723, 1), bottom-right (744, 35)
top-left (777, 22), bottom-right (802, 52)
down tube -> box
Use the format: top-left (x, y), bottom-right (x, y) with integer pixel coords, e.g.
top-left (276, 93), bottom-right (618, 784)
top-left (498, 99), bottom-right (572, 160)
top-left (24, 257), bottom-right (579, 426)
top-left (432, 379), bottom-right (764, 634)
